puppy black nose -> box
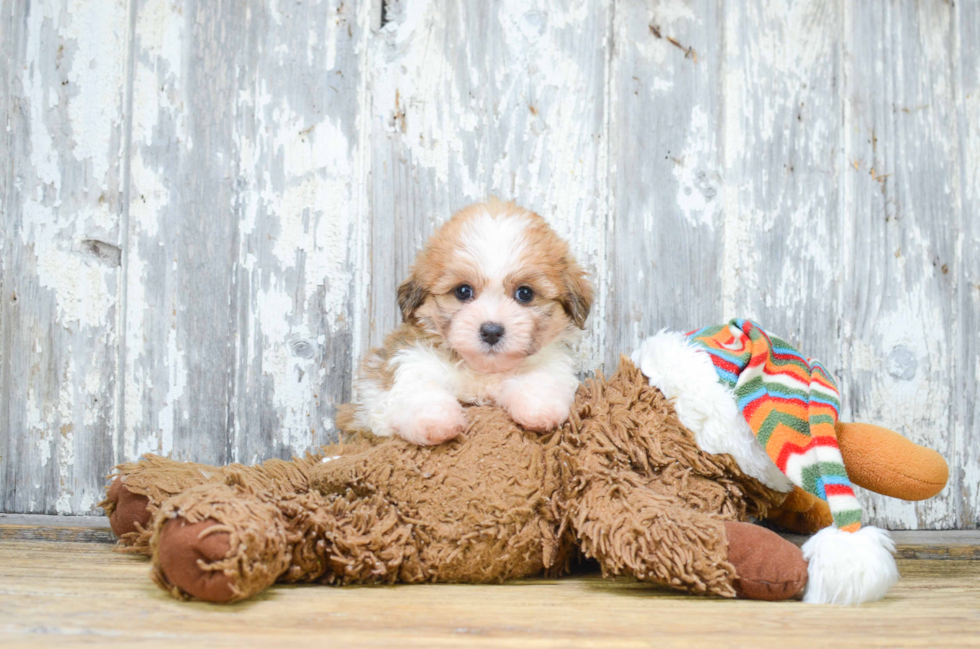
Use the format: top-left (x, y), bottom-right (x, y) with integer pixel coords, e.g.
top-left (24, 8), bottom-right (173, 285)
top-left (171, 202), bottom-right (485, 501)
top-left (479, 322), bottom-right (505, 346)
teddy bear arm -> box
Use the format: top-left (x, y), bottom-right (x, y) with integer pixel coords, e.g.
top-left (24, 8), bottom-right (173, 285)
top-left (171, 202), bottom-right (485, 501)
top-left (102, 450), bottom-right (329, 552)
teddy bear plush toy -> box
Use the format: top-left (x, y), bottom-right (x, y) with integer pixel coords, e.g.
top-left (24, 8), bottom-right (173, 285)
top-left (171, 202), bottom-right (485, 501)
top-left (102, 320), bottom-right (948, 605)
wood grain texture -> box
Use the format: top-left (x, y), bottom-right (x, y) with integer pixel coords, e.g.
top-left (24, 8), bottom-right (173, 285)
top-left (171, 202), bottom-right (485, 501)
top-left (0, 513), bottom-right (114, 543)
top-left (0, 0), bottom-right (130, 514)
top-left (954, 0), bottom-right (980, 529)
top-left (122, 0), bottom-right (241, 470)
top-left (721, 1), bottom-right (842, 367)
top-left (607, 0), bottom-right (725, 367)
top-left (121, 0), bottom-right (366, 469)
top-left (0, 2), bottom-right (11, 441)
top-left (2, 539), bottom-right (980, 648)
top-left (780, 530), bottom-right (980, 560)
top-left (1, 1), bottom-right (976, 526)
top-left (840, 1), bottom-right (960, 529)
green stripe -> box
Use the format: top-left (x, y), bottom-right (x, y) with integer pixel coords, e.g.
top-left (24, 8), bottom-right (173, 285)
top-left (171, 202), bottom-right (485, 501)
top-left (832, 509), bottom-right (863, 529)
top-left (801, 462), bottom-right (849, 495)
top-left (733, 376), bottom-right (765, 400)
top-left (809, 414), bottom-right (836, 427)
top-left (756, 410), bottom-right (809, 448)
top-left (766, 383), bottom-right (813, 401)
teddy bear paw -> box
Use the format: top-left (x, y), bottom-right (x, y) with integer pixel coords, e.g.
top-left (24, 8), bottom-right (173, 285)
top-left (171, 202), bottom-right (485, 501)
top-left (105, 477), bottom-right (152, 540)
top-left (156, 517), bottom-right (236, 603)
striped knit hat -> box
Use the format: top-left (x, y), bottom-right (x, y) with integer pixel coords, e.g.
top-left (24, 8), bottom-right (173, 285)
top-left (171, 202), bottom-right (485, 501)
top-left (630, 319), bottom-right (899, 605)
top-left (686, 319), bottom-right (862, 532)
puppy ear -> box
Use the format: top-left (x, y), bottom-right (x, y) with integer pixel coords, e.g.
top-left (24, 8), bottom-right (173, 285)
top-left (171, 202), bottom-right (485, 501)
top-left (397, 274), bottom-right (428, 322)
top-left (559, 263), bottom-right (594, 329)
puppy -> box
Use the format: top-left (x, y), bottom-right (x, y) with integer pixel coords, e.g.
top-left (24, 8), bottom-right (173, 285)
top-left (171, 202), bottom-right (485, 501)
top-left (339, 199), bottom-right (593, 445)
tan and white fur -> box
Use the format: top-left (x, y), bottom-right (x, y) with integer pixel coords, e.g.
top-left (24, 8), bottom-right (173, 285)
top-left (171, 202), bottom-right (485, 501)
top-left (338, 199), bottom-right (593, 445)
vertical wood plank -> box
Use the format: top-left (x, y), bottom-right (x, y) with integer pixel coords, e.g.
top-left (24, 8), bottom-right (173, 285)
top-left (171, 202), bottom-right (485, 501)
top-left (225, 0), bottom-right (367, 462)
top-left (122, 0), bottom-right (244, 466)
top-left (0, 0), bottom-right (12, 509)
top-left (1, 0), bottom-right (10, 233)
top-left (955, 0), bottom-right (979, 529)
top-left (123, 0), bottom-right (366, 466)
top-left (840, 1), bottom-right (959, 528)
top-left (0, 0), bottom-right (131, 513)
top-left (607, 0), bottom-right (724, 368)
top-left (721, 1), bottom-right (842, 367)
top-left (0, 0), bottom-right (10, 403)
top-left (485, 0), bottom-right (611, 369)
top-left (365, 0), bottom-right (492, 350)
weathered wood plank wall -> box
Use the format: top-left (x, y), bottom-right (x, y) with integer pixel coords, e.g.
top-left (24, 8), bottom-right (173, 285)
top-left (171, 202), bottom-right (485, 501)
top-left (1, 0), bottom-right (977, 529)
top-left (2, 0), bottom-right (128, 515)
top-left (958, 0), bottom-right (980, 529)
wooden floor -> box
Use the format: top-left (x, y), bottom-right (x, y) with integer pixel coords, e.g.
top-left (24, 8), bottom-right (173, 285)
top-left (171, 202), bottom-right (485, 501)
top-left (1, 526), bottom-right (979, 648)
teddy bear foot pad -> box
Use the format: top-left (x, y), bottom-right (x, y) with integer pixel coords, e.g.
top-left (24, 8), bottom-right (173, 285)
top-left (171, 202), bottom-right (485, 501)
top-left (156, 518), bottom-right (236, 603)
top-left (724, 521), bottom-right (808, 601)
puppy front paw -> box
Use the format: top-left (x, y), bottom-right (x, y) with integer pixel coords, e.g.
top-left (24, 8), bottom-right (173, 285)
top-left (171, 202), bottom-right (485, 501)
top-left (393, 401), bottom-right (467, 446)
top-left (502, 392), bottom-right (571, 432)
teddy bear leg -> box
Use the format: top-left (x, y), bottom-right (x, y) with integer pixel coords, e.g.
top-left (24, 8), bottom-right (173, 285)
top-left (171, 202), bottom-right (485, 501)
top-left (152, 481), bottom-right (421, 602)
top-left (573, 483), bottom-right (737, 597)
top-left (316, 491), bottom-right (424, 586)
top-left (573, 484), bottom-right (807, 600)
top-left (151, 482), bottom-right (297, 603)
top-left (100, 454), bottom-right (221, 553)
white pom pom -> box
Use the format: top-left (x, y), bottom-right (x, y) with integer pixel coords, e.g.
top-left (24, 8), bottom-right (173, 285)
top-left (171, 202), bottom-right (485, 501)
top-left (802, 526), bottom-right (899, 605)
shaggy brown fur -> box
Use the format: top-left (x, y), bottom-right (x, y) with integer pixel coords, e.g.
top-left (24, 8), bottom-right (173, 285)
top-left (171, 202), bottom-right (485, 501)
top-left (102, 359), bottom-right (799, 604)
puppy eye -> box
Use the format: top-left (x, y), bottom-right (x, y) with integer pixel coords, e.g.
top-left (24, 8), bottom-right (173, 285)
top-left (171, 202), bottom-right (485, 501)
top-left (514, 286), bottom-right (534, 303)
top-left (454, 284), bottom-right (474, 301)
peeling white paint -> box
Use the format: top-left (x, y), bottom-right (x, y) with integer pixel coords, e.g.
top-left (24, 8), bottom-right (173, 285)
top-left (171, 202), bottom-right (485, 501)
top-left (154, 323), bottom-right (186, 456)
top-left (487, 0), bottom-right (609, 369)
top-left (4, 0), bottom-right (129, 515)
top-left (24, 3), bottom-right (63, 192)
top-left (64, 0), bottom-right (129, 187)
top-left (370, 0), bottom-right (485, 198)
top-left (255, 285), bottom-right (315, 452)
top-left (122, 247), bottom-right (147, 460)
top-left (672, 105), bottom-right (719, 229)
top-left (269, 106), bottom-right (356, 332)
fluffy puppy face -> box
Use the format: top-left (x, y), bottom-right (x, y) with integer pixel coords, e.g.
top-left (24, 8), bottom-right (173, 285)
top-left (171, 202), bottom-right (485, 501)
top-left (398, 200), bottom-right (593, 374)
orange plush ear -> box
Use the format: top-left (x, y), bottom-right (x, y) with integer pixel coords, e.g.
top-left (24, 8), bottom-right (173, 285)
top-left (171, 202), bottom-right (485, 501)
top-left (835, 422), bottom-right (949, 501)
